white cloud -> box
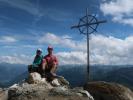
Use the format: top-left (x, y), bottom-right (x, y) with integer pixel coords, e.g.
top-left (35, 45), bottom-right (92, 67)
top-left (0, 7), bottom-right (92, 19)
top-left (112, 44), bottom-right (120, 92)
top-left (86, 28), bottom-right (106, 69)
top-left (56, 34), bottom-right (133, 65)
top-left (100, 0), bottom-right (133, 26)
top-left (0, 36), bottom-right (17, 43)
top-left (38, 33), bottom-right (133, 65)
top-left (38, 33), bottom-right (86, 51)
top-left (0, 54), bottom-right (33, 65)
top-left (0, 34), bottom-right (133, 65)
top-left (0, 0), bottom-right (40, 16)
top-left (90, 35), bottom-right (133, 65)
top-left (56, 51), bottom-right (87, 65)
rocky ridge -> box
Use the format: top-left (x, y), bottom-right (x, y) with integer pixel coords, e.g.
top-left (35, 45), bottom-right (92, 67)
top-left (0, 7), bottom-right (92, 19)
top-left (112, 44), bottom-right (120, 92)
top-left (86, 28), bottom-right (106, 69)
top-left (1, 72), bottom-right (133, 100)
top-left (84, 81), bottom-right (133, 100)
top-left (1, 72), bottom-right (94, 100)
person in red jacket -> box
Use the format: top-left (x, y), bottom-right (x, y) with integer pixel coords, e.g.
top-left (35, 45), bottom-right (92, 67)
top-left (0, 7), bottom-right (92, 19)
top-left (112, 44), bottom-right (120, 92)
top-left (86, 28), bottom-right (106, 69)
top-left (42, 46), bottom-right (58, 78)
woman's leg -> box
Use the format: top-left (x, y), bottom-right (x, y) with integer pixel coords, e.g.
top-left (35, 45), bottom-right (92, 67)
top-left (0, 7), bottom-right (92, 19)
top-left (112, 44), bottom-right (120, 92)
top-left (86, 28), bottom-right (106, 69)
top-left (28, 65), bottom-right (33, 73)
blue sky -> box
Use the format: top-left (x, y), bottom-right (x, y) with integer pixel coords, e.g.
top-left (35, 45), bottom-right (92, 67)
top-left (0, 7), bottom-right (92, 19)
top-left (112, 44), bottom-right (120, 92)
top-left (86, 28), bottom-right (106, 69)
top-left (0, 0), bottom-right (133, 65)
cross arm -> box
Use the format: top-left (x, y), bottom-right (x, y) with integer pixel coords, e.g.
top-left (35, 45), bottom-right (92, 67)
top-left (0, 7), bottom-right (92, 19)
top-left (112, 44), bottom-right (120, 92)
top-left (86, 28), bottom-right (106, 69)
top-left (71, 20), bottom-right (107, 29)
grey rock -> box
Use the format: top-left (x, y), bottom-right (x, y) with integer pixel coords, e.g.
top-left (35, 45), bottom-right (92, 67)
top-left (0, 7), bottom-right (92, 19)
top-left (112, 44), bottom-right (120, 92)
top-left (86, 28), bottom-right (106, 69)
top-left (26, 72), bottom-right (42, 84)
top-left (57, 76), bottom-right (69, 86)
top-left (8, 84), bottom-right (91, 100)
top-left (0, 88), bottom-right (3, 91)
top-left (84, 81), bottom-right (133, 100)
top-left (0, 90), bottom-right (8, 100)
top-left (7, 75), bottom-right (92, 100)
top-left (49, 87), bottom-right (71, 96)
top-left (71, 87), bottom-right (94, 100)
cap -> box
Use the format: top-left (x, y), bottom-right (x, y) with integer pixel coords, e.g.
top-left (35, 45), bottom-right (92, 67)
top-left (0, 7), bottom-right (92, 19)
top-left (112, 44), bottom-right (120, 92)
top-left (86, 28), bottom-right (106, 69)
top-left (47, 46), bottom-right (53, 50)
top-left (37, 48), bottom-right (42, 52)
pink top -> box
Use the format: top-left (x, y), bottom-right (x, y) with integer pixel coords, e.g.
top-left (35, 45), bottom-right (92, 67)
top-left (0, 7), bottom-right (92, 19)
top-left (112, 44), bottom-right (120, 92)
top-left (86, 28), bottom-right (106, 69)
top-left (43, 54), bottom-right (58, 66)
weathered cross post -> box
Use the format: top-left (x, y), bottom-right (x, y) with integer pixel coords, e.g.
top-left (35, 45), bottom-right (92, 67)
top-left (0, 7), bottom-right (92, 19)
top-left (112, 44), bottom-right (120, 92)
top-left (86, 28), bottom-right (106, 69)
top-left (71, 8), bottom-right (106, 81)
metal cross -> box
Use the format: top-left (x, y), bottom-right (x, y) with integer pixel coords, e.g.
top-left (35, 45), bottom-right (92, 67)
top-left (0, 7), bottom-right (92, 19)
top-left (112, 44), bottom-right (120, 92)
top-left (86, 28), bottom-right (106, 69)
top-left (71, 8), bottom-right (106, 81)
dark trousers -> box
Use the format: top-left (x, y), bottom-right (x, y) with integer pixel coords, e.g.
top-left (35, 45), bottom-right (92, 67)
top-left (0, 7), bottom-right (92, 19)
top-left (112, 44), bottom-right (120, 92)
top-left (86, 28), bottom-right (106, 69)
top-left (28, 65), bottom-right (40, 73)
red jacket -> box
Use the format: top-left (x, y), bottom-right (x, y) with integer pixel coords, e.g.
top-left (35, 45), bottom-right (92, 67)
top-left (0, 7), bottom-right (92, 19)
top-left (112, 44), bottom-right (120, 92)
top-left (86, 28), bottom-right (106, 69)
top-left (43, 54), bottom-right (58, 66)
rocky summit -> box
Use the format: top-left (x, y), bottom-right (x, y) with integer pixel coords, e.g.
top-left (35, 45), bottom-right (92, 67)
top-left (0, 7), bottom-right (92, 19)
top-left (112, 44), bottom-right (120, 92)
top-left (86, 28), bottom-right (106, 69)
top-left (84, 81), bottom-right (133, 100)
top-left (1, 72), bottom-right (94, 100)
top-left (1, 72), bottom-right (133, 100)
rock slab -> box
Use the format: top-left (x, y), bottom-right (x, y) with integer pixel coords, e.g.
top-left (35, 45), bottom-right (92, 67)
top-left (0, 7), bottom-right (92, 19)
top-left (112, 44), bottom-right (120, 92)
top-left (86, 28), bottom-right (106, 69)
top-left (8, 72), bottom-right (93, 100)
top-left (84, 81), bottom-right (133, 100)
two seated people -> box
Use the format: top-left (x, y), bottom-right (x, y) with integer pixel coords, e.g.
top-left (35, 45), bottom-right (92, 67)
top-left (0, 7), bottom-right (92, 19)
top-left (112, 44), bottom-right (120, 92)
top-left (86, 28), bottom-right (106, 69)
top-left (28, 46), bottom-right (58, 81)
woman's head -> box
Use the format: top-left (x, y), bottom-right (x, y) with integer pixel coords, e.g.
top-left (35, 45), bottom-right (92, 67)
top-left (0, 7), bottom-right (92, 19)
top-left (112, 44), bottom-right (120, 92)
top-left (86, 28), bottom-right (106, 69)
top-left (36, 48), bottom-right (42, 55)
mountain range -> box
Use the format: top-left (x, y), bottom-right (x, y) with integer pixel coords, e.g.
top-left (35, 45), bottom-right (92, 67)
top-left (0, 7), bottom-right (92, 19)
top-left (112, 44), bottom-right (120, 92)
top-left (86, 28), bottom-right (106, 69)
top-left (0, 63), bottom-right (27, 87)
top-left (0, 63), bottom-right (133, 89)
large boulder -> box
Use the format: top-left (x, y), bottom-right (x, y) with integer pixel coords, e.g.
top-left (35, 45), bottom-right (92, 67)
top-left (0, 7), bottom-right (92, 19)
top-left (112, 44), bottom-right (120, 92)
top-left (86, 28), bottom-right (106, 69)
top-left (0, 88), bottom-right (8, 100)
top-left (27, 72), bottom-right (42, 84)
top-left (7, 72), bottom-right (93, 100)
top-left (26, 72), bottom-right (69, 87)
top-left (84, 81), bottom-right (133, 100)
top-left (8, 83), bottom-right (93, 100)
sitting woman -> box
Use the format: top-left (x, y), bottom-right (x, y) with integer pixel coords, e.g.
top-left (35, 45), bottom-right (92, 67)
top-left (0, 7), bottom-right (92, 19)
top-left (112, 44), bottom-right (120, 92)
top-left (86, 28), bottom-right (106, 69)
top-left (28, 48), bottom-right (43, 74)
